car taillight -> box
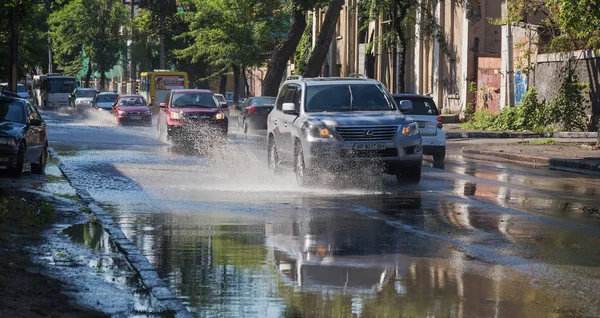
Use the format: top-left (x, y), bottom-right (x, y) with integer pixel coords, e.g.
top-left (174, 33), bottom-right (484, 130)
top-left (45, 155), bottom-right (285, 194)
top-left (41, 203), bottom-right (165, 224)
top-left (248, 106), bottom-right (257, 115)
top-left (437, 116), bottom-right (443, 129)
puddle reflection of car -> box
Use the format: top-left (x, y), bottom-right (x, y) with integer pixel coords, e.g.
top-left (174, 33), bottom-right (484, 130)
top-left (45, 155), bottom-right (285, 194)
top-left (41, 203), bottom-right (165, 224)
top-left (0, 96), bottom-right (47, 177)
top-left (157, 89), bottom-right (228, 143)
top-left (113, 95), bottom-right (152, 126)
top-left (92, 92), bottom-right (119, 111)
top-left (236, 96), bottom-right (276, 134)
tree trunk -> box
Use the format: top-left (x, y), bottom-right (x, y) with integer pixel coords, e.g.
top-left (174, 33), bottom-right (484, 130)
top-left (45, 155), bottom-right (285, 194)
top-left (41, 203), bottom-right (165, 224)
top-left (243, 67), bottom-right (250, 97)
top-left (365, 30), bottom-right (375, 78)
top-left (395, 4), bottom-right (408, 93)
top-left (84, 59), bottom-right (92, 88)
top-left (232, 64), bottom-right (240, 106)
top-left (261, 9), bottom-right (307, 97)
top-left (303, 0), bottom-right (344, 78)
top-left (219, 74), bottom-right (227, 95)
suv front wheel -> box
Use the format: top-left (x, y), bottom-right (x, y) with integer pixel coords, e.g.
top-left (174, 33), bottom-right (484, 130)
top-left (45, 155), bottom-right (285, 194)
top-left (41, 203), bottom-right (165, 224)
top-left (268, 137), bottom-right (280, 174)
top-left (294, 144), bottom-right (314, 186)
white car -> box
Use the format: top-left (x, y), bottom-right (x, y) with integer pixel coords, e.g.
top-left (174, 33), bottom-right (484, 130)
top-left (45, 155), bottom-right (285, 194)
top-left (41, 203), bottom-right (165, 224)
top-left (214, 93), bottom-right (230, 117)
top-left (70, 88), bottom-right (97, 107)
top-left (393, 94), bottom-right (446, 165)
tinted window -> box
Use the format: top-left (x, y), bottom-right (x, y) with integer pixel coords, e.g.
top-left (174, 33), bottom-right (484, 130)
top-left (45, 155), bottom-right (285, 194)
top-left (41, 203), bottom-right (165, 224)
top-left (49, 79), bottom-right (76, 93)
top-left (393, 97), bottom-right (439, 115)
top-left (0, 100), bottom-right (26, 123)
top-left (251, 97), bottom-right (276, 106)
top-left (76, 89), bottom-right (96, 97)
top-left (119, 97), bottom-right (147, 106)
top-left (97, 94), bottom-right (118, 103)
top-left (276, 86), bottom-right (289, 111)
top-left (171, 93), bottom-right (217, 108)
top-left (305, 84), bottom-right (394, 112)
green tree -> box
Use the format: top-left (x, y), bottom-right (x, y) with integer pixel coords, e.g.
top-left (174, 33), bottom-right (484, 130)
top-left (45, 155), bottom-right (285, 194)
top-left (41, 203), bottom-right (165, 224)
top-left (49, 0), bottom-right (128, 88)
top-left (547, 0), bottom-right (600, 50)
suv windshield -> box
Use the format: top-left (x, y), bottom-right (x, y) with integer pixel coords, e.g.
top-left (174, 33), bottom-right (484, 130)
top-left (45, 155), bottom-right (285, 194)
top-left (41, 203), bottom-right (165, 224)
top-left (306, 84), bottom-right (394, 112)
top-left (393, 97), bottom-right (439, 115)
top-left (97, 94), bottom-right (118, 103)
top-left (172, 93), bottom-right (217, 108)
top-left (0, 100), bottom-right (25, 123)
top-left (76, 90), bottom-right (96, 98)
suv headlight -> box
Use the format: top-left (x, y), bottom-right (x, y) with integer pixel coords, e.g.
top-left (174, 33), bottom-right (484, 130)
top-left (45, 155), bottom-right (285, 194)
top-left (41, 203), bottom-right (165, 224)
top-left (144, 110), bottom-right (152, 115)
top-left (402, 122), bottom-right (419, 136)
top-left (0, 137), bottom-right (17, 145)
top-left (117, 110), bottom-right (127, 116)
top-left (170, 111), bottom-right (183, 120)
top-left (304, 123), bottom-right (333, 139)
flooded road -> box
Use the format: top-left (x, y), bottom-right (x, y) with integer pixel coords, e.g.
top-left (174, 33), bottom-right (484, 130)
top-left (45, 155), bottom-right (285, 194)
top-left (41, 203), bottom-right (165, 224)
top-left (44, 109), bottom-right (600, 317)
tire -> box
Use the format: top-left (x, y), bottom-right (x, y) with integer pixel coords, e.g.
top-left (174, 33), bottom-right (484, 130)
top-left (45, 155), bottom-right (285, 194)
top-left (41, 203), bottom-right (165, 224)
top-left (267, 137), bottom-right (280, 174)
top-left (433, 149), bottom-right (446, 165)
top-left (294, 144), bottom-right (314, 186)
top-left (396, 165), bottom-right (421, 185)
top-left (31, 146), bottom-right (47, 174)
top-left (8, 143), bottom-right (25, 178)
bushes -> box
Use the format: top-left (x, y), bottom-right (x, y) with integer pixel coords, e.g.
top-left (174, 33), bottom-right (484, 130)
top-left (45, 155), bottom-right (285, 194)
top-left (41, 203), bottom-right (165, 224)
top-left (464, 67), bottom-right (589, 132)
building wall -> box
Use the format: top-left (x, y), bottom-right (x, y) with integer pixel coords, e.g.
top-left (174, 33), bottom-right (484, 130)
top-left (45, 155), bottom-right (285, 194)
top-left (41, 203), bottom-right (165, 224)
top-left (476, 55), bottom-right (502, 114)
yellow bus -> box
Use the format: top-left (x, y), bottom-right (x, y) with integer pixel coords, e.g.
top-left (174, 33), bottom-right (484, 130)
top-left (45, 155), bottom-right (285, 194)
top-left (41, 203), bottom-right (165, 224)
top-left (139, 71), bottom-right (188, 105)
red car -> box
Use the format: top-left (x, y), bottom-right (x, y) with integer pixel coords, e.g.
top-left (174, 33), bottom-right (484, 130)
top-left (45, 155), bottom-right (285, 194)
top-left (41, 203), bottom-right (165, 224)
top-left (157, 89), bottom-right (228, 142)
top-left (113, 94), bottom-right (152, 126)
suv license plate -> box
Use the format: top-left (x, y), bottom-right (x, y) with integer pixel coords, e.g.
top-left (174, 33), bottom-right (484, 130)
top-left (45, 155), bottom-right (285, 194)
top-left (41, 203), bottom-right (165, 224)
top-left (353, 143), bottom-right (385, 151)
top-left (129, 116), bottom-right (142, 120)
top-left (417, 122), bottom-right (425, 128)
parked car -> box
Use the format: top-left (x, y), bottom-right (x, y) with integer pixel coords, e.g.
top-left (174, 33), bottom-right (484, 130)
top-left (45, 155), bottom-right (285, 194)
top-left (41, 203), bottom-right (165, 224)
top-left (0, 96), bottom-right (47, 177)
top-left (0, 83), bottom-right (29, 100)
top-left (225, 92), bottom-right (235, 105)
top-left (213, 93), bottom-right (230, 117)
top-left (392, 94), bottom-right (445, 165)
top-left (93, 92), bottom-right (119, 111)
top-left (267, 75), bottom-right (422, 185)
top-left (70, 88), bottom-right (97, 107)
top-left (236, 96), bottom-right (276, 134)
top-left (113, 95), bottom-right (152, 126)
top-left (157, 89), bottom-right (228, 142)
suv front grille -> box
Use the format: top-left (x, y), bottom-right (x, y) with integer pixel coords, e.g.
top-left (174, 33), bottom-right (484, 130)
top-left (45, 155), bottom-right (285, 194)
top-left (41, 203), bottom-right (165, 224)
top-left (336, 126), bottom-right (398, 141)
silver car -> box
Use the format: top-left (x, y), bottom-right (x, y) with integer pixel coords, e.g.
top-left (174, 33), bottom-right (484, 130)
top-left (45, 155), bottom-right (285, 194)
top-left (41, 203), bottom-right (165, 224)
top-left (267, 75), bottom-right (423, 185)
top-left (70, 88), bottom-right (97, 107)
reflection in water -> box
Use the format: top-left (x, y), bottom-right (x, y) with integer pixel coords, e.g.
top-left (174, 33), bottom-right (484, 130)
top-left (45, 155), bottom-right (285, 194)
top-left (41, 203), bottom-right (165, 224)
top-left (62, 222), bottom-right (160, 313)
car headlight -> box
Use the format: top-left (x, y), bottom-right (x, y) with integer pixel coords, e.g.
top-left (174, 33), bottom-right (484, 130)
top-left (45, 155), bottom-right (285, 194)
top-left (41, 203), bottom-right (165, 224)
top-left (215, 113), bottom-right (225, 120)
top-left (402, 122), bottom-right (419, 136)
top-left (170, 111), bottom-right (183, 120)
top-left (144, 110), bottom-right (152, 115)
top-left (304, 122), bottom-right (333, 139)
top-left (117, 110), bottom-right (127, 116)
top-left (0, 137), bottom-right (17, 145)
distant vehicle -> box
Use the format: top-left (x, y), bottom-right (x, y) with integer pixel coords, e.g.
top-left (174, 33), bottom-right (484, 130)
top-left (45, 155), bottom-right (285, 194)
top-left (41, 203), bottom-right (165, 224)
top-left (225, 92), bottom-right (235, 105)
top-left (32, 74), bottom-right (76, 108)
top-left (0, 96), bottom-right (47, 177)
top-left (113, 95), bottom-right (152, 126)
top-left (70, 88), bottom-right (97, 107)
top-left (157, 89), bottom-right (228, 142)
top-left (139, 71), bottom-right (188, 106)
top-left (213, 93), bottom-right (230, 117)
top-left (0, 83), bottom-right (29, 100)
top-left (92, 92), bottom-right (119, 111)
top-left (392, 94), bottom-right (445, 165)
top-left (267, 75), bottom-right (422, 185)
top-left (236, 96), bottom-right (276, 134)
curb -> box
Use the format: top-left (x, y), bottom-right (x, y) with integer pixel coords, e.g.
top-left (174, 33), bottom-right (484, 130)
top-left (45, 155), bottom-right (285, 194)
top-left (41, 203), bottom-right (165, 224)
top-left (463, 148), bottom-right (600, 175)
top-left (48, 148), bottom-right (192, 318)
top-left (446, 131), bottom-right (547, 139)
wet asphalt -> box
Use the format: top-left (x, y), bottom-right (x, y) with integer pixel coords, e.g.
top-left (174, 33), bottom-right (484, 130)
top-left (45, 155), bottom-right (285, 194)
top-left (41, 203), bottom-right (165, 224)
top-left (43, 109), bottom-right (600, 317)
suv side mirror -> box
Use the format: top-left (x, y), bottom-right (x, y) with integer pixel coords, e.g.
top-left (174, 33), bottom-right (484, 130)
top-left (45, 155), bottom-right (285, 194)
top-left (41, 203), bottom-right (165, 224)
top-left (159, 102), bottom-right (167, 108)
top-left (282, 102), bottom-right (297, 114)
top-left (220, 102), bottom-right (229, 109)
top-left (399, 100), bottom-right (413, 113)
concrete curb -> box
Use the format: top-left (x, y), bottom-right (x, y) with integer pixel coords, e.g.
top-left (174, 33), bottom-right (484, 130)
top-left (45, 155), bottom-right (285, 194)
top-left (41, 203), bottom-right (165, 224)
top-left (48, 148), bottom-right (192, 318)
top-left (463, 148), bottom-right (600, 175)
top-left (446, 131), bottom-right (547, 139)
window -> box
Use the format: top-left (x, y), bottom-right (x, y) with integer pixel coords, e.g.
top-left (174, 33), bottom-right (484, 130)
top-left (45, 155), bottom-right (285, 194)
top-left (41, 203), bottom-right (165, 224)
top-left (393, 97), bottom-right (439, 115)
top-left (0, 100), bottom-right (26, 123)
top-left (250, 97), bottom-right (276, 106)
top-left (171, 93), bottom-right (217, 108)
top-left (305, 84), bottom-right (394, 112)
top-left (27, 104), bottom-right (40, 121)
top-left (48, 79), bottom-right (75, 93)
top-left (276, 85), bottom-right (289, 111)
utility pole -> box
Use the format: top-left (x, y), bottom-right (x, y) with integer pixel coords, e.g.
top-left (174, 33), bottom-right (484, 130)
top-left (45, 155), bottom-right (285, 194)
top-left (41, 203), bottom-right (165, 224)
top-left (8, 8), bottom-right (18, 92)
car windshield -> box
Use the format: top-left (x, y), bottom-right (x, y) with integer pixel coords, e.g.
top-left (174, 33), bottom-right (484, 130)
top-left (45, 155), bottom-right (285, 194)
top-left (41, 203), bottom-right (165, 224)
top-left (17, 85), bottom-right (26, 92)
top-left (76, 90), bottom-right (96, 98)
top-left (251, 97), bottom-right (276, 106)
top-left (120, 97), bottom-right (147, 106)
top-left (97, 94), bottom-right (118, 103)
top-left (0, 100), bottom-right (25, 123)
top-left (394, 97), bottom-right (439, 115)
top-left (305, 84), bottom-right (395, 112)
top-left (49, 79), bottom-right (76, 94)
top-left (172, 93), bottom-right (217, 108)
top-left (214, 95), bottom-right (226, 103)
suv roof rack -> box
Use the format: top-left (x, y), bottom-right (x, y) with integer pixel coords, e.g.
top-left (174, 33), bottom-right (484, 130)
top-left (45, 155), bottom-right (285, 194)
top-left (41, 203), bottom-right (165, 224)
top-left (348, 73), bottom-right (368, 79)
top-left (287, 75), bottom-right (304, 81)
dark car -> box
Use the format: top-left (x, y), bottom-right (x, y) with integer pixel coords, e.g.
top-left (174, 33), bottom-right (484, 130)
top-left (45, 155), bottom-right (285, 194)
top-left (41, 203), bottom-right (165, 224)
top-left (236, 96), bottom-right (276, 134)
top-left (0, 96), bottom-right (47, 177)
top-left (113, 95), bottom-right (152, 126)
top-left (93, 92), bottom-right (119, 111)
top-left (157, 89), bottom-right (228, 142)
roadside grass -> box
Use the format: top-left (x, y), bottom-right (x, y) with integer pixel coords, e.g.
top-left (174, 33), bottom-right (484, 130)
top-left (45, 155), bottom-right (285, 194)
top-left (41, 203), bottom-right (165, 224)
top-left (528, 138), bottom-right (557, 145)
top-left (0, 191), bottom-right (56, 237)
top-left (55, 193), bottom-right (81, 202)
top-left (45, 174), bottom-right (66, 183)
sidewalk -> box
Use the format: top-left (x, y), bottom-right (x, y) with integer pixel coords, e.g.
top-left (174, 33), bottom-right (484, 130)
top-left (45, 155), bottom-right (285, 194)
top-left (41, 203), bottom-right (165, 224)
top-left (443, 123), bottom-right (599, 140)
top-left (462, 140), bottom-right (600, 175)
